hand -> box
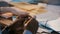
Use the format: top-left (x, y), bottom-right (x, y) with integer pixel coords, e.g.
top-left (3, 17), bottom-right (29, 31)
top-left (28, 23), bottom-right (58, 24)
top-left (1, 12), bottom-right (13, 18)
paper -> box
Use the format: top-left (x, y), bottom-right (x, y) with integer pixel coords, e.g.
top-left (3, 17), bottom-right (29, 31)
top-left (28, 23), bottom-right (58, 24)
top-left (47, 18), bottom-right (60, 31)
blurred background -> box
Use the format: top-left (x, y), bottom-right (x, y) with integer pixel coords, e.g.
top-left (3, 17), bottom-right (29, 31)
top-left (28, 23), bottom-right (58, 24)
top-left (0, 0), bottom-right (60, 5)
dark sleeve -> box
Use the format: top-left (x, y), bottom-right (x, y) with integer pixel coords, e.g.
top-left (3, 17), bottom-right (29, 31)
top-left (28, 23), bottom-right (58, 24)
top-left (26, 18), bottom-right (39, 34)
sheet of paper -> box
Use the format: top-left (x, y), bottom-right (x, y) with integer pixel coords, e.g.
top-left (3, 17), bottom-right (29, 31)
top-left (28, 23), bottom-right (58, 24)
top-left (47, 18), bottom-right (60, 31)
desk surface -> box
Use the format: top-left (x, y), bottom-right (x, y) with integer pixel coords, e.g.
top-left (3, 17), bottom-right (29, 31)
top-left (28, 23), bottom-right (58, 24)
top-left (36, 5), bottom-right (60, 31)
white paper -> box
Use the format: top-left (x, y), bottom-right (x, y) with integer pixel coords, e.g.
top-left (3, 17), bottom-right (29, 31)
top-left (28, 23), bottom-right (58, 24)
top-left (47, 18), bottom-right (60, 31)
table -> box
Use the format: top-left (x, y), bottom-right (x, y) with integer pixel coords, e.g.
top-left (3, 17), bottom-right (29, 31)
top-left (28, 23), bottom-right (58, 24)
top-left (36, 5), bottom-right (60, 32)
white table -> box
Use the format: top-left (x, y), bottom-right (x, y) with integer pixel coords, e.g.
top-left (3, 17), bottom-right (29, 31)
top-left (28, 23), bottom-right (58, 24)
top-left (36, 5), bottom-right (60, 21)
top-left (36, 5), bottom-right (60, 32)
